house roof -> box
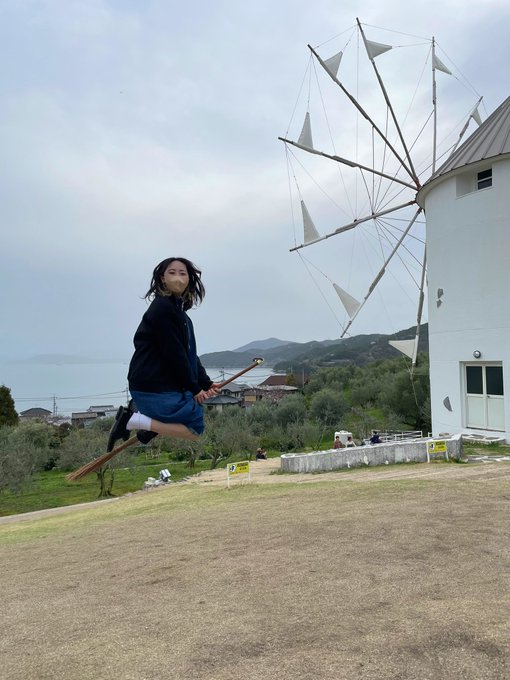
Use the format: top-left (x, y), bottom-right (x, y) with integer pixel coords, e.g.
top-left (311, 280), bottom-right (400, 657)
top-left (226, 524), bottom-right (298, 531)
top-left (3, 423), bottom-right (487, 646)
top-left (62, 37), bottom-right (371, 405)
top-left (258, 374), bottom-right (308, 387)
top-left (220, 382), bottom-right (249, 392)
top-left (203, 395), bottom-right (241, 405)
top-left (260, 375), bottom-right (303, 387)
top-left (418, 96), bottom-right (510, 203)
top-left (71, 412), bottom-right (98, 419)
top-left (20, 407), bottom-right (52, 417)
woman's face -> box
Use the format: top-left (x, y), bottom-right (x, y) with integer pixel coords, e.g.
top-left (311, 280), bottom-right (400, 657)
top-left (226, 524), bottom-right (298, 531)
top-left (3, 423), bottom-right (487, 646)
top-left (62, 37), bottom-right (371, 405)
top-left (161, 260), bottom-right (189, 296)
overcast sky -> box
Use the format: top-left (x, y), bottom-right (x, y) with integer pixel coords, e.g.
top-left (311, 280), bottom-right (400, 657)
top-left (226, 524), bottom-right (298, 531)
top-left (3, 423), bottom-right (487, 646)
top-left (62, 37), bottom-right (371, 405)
top-left (1, 0), bottom-right (508, 362)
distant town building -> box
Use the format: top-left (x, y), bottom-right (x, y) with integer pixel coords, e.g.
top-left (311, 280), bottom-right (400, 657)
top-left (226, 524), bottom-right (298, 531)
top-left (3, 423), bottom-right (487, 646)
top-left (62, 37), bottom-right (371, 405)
top-left (258, 373), bottom-right (309, 388)
top-left (203, 379), bottom-right (302, 411)
top-left (71, 404), bottom-right (118, 427)
top-left (87, 405), bottom-right (117, 417)
top-left (48, 416), bottom-right (72, 426)
top-left (241, 388), bottom-right (266, 408)
top-left (19, 407), bottom-right (52, 421)
top-left (71, 412), bottom-right (100, 428)
top-left (203, 394), bottom-right (242, 413)
top-left (19, 405), bottom-right (118, 427)
top-left (219, 382), bottom-right (250, 398)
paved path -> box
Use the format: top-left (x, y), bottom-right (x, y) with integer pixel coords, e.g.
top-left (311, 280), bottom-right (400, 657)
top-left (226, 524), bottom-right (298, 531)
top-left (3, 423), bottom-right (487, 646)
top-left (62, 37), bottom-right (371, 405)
top-left (467, 454), bottom-right (510, 463)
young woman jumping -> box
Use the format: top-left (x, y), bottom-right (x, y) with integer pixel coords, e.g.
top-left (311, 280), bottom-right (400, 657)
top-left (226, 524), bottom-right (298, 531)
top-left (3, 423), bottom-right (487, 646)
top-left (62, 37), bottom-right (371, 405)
top-left (107, 257), bottom-right (220, 449)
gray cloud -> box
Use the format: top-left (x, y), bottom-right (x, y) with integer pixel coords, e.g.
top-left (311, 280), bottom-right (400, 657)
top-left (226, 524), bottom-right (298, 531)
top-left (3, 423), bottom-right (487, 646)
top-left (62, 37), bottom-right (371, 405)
top-left (1, 0), bottom-right (509, 369)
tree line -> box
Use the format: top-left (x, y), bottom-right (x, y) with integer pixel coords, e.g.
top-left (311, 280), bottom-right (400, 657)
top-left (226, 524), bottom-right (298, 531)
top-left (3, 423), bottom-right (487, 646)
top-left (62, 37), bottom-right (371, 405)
top-left (0, 354), bottom-right (430, 497)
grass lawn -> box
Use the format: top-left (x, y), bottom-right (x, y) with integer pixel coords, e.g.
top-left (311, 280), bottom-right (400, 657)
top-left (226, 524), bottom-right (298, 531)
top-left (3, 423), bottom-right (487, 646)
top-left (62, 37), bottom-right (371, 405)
top-left (0, 457), bottom-right (213, 517)
top-left (463, 441), bottom-right (510, 456)
top-left (0, 446), bottom-right (287, 517)
top-left (4, 439), bottom-right (508, 519)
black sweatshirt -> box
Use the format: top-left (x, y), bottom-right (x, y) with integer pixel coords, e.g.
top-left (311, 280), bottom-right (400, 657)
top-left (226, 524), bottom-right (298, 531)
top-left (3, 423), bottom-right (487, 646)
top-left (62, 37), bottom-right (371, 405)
top-left (127, 295), bottom-right (212, 396)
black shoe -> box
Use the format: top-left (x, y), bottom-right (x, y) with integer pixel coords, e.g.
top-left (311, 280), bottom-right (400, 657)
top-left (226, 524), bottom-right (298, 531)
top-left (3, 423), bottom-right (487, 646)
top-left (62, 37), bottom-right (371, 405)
top-left (107, 406), bottom-right (132, 452)
top-left (137, 430), bottom-right (158, 445)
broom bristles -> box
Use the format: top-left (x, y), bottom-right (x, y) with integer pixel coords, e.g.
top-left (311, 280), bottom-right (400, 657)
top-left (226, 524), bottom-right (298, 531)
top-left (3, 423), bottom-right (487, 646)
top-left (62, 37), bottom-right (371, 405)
top-left (66, 435), bottom-right (139, 481)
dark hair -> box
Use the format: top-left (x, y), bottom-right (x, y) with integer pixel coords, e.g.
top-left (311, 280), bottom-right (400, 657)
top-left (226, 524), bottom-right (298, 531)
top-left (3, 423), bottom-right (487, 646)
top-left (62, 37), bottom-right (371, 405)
top-left (144, 257), bottom-right (205, 311)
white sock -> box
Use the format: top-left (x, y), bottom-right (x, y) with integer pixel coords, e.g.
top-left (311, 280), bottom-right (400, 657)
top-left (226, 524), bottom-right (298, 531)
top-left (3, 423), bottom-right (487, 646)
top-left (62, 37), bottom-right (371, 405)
top-left (127, 412), bottom-right (152, 431)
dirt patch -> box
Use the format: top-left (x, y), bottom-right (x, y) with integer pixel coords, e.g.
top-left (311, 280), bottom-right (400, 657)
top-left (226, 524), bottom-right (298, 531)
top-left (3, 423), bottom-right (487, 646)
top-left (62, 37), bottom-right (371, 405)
top-left (1, 462), bottom-right (509, 679)
top-left (187, 456), bottom-right (509, 486)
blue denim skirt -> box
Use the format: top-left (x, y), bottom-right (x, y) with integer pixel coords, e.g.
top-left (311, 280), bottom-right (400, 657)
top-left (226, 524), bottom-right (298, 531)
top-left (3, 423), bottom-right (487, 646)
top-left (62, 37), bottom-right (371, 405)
top-left (130, 390), bottom-right (205, 435)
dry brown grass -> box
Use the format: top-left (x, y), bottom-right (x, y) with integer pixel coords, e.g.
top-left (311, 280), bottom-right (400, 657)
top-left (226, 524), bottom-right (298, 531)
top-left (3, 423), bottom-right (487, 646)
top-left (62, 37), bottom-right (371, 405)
top-left (1, 461), bottom-right (509, 679)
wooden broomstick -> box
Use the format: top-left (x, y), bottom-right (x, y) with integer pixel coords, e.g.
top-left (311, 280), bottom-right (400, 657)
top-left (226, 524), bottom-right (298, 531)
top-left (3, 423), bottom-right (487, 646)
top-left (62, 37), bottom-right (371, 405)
top-left (66, 357), bottom-right (264, 481)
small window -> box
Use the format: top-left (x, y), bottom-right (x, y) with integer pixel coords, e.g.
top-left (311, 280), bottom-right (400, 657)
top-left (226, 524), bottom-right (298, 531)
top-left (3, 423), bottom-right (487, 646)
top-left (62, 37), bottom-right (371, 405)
top-left (466, 365), bottom-right (483, 394)
top-left (477, 168), bottom-right (492, 190)
top-left (486, 366), bottom-right (504, 396)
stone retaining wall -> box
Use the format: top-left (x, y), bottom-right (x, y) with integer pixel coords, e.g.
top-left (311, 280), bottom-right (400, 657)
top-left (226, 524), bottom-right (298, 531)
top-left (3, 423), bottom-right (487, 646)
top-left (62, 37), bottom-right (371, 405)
top-left (280, 435), bottom-right (463, 473)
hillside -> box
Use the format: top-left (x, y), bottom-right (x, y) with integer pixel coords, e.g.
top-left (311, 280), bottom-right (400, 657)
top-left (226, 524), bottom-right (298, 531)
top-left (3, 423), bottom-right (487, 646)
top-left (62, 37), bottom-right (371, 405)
top-left (200, 325), bottom-right (428, 370)
top-left (232, 337), bottom-right (293, 352)
top-left (272, 324), bottom-right (429, 372)
top-left (200, 339), bottom-right (334, 368)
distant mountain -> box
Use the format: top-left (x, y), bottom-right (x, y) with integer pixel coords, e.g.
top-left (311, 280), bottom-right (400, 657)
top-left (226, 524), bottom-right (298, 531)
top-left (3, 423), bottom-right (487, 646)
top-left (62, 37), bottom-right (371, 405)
top-left (200, 325), bottom-right (428, 371)
top-left (272, 324), bottom-right (429, 372)
top-left (201, 339), bottom-right (334, 368)
top-left (233, 337), bottom-right (292, 352)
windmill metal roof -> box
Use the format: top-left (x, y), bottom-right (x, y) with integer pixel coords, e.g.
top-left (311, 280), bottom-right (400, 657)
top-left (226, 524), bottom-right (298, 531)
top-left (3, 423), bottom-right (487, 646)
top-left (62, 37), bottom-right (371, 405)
top-left (432, 96), bottom-right (510, 179)
top-left (417, 96), bottom-right (510, 206)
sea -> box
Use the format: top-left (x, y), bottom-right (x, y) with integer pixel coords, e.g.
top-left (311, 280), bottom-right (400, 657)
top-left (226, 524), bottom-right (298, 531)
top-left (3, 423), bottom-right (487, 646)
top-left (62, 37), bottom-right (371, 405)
top-left (0, 362), bottom-right (273, 416)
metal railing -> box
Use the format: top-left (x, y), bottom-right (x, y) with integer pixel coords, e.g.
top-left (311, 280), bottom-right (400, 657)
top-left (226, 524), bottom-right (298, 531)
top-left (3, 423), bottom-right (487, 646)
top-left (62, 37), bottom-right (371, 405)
top-left (364, 430), bottom-right (423, 445)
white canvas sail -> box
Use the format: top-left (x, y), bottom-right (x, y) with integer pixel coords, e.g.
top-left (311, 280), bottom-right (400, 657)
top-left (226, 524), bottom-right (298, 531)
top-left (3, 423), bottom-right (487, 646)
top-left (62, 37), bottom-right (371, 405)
top-left (364, 39), bottom-right (392, 60)
top-left (323, 50), bottom-right (343, 78)
top-left (301, 200), bottom-right (320, 242)
top-left (471, 105), bottom-right (482, 126)
top-left (389, 338), bottom-right (417, 360)
top-left (333, 283), bottom-right (360, 318)
top-left (432, 54), bottom-right (452, 75)
top-left (297, 112), bottom-right (313, 148)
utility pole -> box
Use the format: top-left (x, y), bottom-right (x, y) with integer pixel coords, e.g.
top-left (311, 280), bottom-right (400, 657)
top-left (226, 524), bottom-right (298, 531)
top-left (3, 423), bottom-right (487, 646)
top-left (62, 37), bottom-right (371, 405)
top-left (53, 395), bottom-right (57, 417)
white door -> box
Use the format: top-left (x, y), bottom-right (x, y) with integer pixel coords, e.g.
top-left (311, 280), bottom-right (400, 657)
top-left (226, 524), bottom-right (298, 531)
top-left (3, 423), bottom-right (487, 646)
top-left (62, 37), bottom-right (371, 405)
top-left (465, 364), bottom-right (505, 431)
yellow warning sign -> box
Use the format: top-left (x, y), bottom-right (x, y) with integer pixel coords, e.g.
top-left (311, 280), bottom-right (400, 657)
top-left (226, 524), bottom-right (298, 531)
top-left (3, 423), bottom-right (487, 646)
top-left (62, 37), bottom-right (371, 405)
top-left (427, 440), bottom-right (447, 454)
top-left (228, 461), bottom-right (249, 475)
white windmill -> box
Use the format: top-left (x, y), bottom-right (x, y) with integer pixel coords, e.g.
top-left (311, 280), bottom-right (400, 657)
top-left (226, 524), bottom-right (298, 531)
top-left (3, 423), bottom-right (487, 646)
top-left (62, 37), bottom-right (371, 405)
top-left (280, 19), bottom-right (508, 440)
top-left (417, 98), bottom-right (510, 441)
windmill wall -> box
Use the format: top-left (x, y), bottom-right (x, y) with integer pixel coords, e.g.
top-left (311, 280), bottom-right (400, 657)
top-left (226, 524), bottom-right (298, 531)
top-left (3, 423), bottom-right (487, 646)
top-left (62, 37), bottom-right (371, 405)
top-left (420, 156), bottom-right (510, 441)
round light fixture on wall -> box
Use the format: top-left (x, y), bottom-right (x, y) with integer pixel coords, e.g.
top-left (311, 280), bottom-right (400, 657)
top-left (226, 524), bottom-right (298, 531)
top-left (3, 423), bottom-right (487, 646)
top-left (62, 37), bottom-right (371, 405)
top-left (473, 350), bottom-right (481, 359)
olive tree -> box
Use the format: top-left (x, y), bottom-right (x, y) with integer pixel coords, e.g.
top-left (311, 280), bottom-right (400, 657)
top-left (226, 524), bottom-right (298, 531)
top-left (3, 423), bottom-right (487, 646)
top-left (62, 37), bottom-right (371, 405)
top-left (376, 364), bottom-right (431, 431)
top-left (203, 409), bottom-right (258, 467)
top-left (0, 427), bottom-right (39, 493)
top-left (0, 422), bottom-right (62, 494)
top-left (58, 419), bottom-right (134, 498)
top-left (275, 394), bottom-right (307, 428)
top-left (309, 388), bottom-right (348, 426)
